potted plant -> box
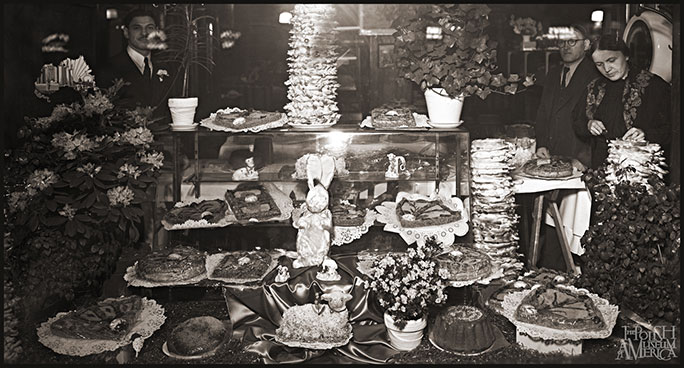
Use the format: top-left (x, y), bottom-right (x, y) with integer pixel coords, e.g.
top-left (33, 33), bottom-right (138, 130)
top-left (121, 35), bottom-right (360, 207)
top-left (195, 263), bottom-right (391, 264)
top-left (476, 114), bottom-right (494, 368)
top-left (392, 4), bottom-right (534, 126)
top-left (147, 4), bottom-right (240, 126)
top-left (363, 236), bottom-right (450, 351)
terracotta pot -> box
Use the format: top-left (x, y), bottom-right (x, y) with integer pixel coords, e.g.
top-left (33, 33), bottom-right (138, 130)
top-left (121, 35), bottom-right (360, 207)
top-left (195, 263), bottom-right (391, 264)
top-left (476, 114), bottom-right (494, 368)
top-left (384, 312), bottom-right (427, 351)
top-left (168, 97), bottom-right (198, 126)
top-left (424, 88), bottom-right (464, 127)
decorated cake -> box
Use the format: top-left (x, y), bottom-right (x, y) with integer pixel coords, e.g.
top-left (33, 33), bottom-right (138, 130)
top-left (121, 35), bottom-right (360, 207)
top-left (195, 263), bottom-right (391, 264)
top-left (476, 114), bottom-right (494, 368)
top-left (396, 198), bottom-right (461, 228)
top-left (436, 246), bottom-right (493, 283)
top-left (167, 316), bottom-right (227, 356)
top-left (331, 201), bottom-right (367, 227)
top-left (224, 183), bottom-right (281, 222)
top-left (209, 107), bottom-right (283, 131)
top-left (371, 106), bottom-right (416, 128)
top-left (275, 304), bottom-right (352, 348)
top-left (163, 199), bottom-right (229, 226)
top-left (209, 250), bottom-right (277, 283)
top-left (514, 285), bottom-right (606, 332)
top-left (522, 156), bottom-right (574, 179)
top-left (487, 268), bottom-right (572, 314)
top-left (49, 295), bottom-right (143, 341)
top-left (136, 246), bottom-right (206, 283)
top-left (430, 305), bottom-right (496, 354)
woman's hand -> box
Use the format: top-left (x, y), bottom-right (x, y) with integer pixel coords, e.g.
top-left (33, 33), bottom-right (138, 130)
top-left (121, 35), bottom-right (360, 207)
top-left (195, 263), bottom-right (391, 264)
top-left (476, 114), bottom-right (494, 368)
top-left (623, 127), bottom-right (645, 141)
top-left (587, 120), bottom-right (607, 136)
top-left (535, 147), bottom-right (550, 158)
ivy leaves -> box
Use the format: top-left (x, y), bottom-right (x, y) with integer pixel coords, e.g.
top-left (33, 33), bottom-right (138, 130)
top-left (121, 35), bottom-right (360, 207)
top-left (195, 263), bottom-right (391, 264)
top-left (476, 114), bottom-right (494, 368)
top-left (579, 167), bottom-right (680, 323)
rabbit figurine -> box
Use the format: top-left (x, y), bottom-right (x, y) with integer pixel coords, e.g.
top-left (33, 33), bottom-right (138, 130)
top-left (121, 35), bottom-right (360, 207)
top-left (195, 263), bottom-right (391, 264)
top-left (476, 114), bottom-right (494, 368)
top-left (292, 154), bottom-right (335, 268)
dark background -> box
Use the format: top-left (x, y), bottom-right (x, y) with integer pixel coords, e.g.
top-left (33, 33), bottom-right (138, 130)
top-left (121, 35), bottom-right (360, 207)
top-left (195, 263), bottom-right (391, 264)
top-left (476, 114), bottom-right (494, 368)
top-left (2, 3), bottom-right (680, 182)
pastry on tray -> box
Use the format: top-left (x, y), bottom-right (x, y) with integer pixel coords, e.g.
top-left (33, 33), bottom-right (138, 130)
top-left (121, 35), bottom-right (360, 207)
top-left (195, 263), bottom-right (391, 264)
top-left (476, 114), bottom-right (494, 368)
top-left (167, 316), bottom-right (227, 357)
top-left (163, 199), bottom-right (229, 226)
top-left (275, 304), bottom-right (352, 349)
top-left (209, 250), bottom-right (278, 283)
top-left (487, 268), bottom-right (572, 313)
top-left (212, 107), bottom-right (282, 130)
top-left (436, 246), bottom-right (493, 283)
top-left (49, 295), bottom-right (143, 341)
top-left (136, 246), bottom-right (206, 283)
top-left (331, 201), bottom-right (367, 227)
top-left (396, 198), bottom-right (462, 228)
top-left (224, 183), bottom-right (281, 222)
top-left (521, 156), bottom-right (574, 179)
top-left (371, 106), bottom-right (416, 128)
top-left (514, 284), bottom-right (606, 332)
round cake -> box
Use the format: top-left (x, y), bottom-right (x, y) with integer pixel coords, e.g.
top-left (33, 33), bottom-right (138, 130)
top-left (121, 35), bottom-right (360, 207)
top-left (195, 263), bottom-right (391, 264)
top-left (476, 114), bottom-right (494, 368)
top-left (430, 305), bottom-right (496, 354)
top-left (167, 316), bottom-right (227, 356)
top-left (136, 246), bottom-right (206, 282)
top-left (436, 247), bottom-right (493, 283)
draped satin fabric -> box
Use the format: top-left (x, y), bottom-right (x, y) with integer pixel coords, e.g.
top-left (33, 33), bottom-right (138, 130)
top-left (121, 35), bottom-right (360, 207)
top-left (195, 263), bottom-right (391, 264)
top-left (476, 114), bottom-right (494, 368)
top-left (222, 254), bottom-right (400, 364)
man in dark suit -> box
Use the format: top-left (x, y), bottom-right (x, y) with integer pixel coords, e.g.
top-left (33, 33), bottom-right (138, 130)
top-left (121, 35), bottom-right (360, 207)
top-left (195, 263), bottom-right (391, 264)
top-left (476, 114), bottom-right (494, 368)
top-left (98, 8), bottom-right (173, 117)
top-left (535, 24), bottom-right (599, 170)
top-left (530, 24), bottom-right (599, 271)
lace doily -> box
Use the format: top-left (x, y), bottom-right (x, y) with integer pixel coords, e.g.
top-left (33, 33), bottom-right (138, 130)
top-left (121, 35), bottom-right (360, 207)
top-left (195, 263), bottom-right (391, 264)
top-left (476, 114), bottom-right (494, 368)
top-left (161, 197), bottom-right (234, 231)
top-left (375, 192), bottom-right (469, 245)
top-left (501, 285), bottom-right (619, 341)
top-left (287, 121), bottom-right (337, 129)
top-left (230, 182), bottom-right (294, 224)
top-left (200, 113), bottom-right (288, 133)
top-left (359, 113), bottom-right (431, 130)
top-left (124, 262), bottom-right (207, 288)
top-left (205, 250), bottom-right (282, 284)
top-left (331, 210), bottom-right (377, 246)
top-left (37, 297), bottom-right (166, 357)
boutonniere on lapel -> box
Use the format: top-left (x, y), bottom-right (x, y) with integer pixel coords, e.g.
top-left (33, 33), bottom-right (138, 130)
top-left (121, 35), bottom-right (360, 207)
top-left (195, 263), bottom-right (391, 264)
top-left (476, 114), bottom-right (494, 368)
top-left (156, 69), bottom-right (169, 82)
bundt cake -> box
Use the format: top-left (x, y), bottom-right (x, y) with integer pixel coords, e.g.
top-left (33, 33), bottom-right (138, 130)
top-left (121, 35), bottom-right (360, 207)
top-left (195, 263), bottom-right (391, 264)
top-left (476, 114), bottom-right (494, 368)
top-left (429, 305), bottom-right (496, 354)
top-left (167, 316), bottom-right (227, 356)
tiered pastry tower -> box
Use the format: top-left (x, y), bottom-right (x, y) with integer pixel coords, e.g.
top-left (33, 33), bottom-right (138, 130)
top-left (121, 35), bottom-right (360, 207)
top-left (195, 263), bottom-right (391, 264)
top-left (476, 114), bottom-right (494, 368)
top-left (469, 139), bottom-right (524, 281)
top-left (284, 4), bottom-right (341, 126)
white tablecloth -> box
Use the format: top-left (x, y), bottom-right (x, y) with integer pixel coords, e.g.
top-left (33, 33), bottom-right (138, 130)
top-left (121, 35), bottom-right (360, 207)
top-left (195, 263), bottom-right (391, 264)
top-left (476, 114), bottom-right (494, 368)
top-left (512, 174), bottom-right (591, 256)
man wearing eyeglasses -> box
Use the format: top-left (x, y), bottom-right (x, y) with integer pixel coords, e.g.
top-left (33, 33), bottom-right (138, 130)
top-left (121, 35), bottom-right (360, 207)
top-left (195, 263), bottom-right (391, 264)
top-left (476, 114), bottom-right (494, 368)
top-left (98, 8), bottom-right (173, 114)
top-left (534, 24), bottom-right (599, 171)
top-left (531, 24), bottom-right (599, 271)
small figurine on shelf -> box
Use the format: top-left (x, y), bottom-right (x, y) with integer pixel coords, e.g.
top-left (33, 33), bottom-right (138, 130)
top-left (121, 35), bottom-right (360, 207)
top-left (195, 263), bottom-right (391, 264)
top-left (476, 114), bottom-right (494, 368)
top-left (292, 154), bottom-right (335, 268)
top-left (232, 156), bottom-right (259, 181)
top-left (316, 258), bottom-right (341, 281)
top-left (275, 265), bottom-right (290, 283)
top-left (385, 153), bottom-right (408, 179)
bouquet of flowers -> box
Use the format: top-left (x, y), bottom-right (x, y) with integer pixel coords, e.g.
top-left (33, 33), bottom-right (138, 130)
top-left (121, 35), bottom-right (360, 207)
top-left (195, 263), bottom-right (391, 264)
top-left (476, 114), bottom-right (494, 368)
top-left (363, 237), bottom-right (450, 329)
top-left (509, 16), bottom-right (542, 37)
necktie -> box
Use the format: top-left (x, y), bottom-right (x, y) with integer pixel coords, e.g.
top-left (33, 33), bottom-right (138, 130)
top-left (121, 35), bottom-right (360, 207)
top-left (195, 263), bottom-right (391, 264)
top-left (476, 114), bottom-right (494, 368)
top-left (143, 57), bottom-right (151, 80)
top-left (560, 66), bottom-right (569, 89)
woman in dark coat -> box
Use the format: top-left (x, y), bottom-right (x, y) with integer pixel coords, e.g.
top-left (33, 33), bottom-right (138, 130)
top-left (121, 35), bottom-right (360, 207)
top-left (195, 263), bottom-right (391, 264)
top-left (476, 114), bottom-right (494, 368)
top-left (572, 35), bottom-right (671, 169)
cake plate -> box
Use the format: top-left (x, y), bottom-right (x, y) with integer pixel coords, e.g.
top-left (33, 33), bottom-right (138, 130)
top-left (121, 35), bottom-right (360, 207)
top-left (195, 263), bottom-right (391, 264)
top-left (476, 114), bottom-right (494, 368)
top-left (428, 329), bottom-right (498, 356)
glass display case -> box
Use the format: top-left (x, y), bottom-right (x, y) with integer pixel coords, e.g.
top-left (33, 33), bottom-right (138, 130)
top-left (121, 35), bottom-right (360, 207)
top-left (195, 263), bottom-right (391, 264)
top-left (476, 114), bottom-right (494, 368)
top-left (167, 126), bottom-right (470, 207)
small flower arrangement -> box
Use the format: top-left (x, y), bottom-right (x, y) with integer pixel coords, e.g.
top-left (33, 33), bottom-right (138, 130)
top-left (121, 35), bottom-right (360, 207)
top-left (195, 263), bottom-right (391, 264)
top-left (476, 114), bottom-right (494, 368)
top-left (509, 16), bottom-right (542, 37)
top-left (363, 236), bottom-right (449, 329)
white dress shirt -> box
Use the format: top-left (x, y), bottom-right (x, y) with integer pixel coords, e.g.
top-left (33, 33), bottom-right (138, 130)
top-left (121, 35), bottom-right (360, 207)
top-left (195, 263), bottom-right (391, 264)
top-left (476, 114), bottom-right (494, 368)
top-left (126, 46), bottom-right (153, 76)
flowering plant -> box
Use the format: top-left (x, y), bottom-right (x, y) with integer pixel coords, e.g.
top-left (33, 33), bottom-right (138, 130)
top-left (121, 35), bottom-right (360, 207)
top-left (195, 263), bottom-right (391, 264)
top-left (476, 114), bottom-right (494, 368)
top-left (363, 236), bottom-right (449, 329)
top-left (4, 68), bottom-right (164, 305)
top-left (393, 4), bottom-right (535, 99)
top-left (509, 16), bottom-right (542, 37)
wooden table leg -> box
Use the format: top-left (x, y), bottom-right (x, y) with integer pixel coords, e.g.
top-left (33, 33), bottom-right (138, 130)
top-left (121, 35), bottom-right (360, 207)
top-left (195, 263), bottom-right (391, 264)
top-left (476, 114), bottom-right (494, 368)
top-left (548, 201), bottom-right (578, 275)
top-left (529, 193), bottom-right (544, 269)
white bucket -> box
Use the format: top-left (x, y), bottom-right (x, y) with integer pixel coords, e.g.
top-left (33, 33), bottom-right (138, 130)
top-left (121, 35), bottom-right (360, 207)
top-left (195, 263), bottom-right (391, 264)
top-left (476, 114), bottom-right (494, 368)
top-left (168, 97), bottom-right (198, 125)
top-left (424, 88), bottom-right (464, 127)
top-left (384, 312), bottom-right (426, 351)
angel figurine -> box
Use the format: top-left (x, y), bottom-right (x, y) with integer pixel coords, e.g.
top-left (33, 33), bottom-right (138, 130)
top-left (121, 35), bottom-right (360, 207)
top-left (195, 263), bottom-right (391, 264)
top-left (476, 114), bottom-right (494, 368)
top-left (292, 154), bottom-right (335, 268)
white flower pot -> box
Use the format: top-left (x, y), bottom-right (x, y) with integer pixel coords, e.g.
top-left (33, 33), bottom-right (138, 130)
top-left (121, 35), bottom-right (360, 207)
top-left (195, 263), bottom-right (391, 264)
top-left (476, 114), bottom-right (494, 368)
top-left (424, 88), bottom-right (464, 127)
top-left (383, 312), bottom-right (426, 351)
top-left (168, 97), bottom-right (198, 126)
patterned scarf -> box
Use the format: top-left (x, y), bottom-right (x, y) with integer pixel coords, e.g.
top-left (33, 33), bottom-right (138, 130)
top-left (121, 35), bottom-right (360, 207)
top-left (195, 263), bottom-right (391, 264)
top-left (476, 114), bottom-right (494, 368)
top-left (585, 69), bottom-right (653, 130)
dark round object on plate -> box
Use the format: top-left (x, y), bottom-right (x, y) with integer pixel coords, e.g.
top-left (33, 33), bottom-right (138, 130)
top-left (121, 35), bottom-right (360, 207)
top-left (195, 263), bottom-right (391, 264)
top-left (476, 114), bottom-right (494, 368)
top-left (167, 316), bottom-right (227, 356)
top-left (429, 305), bottom-right (496, 354)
